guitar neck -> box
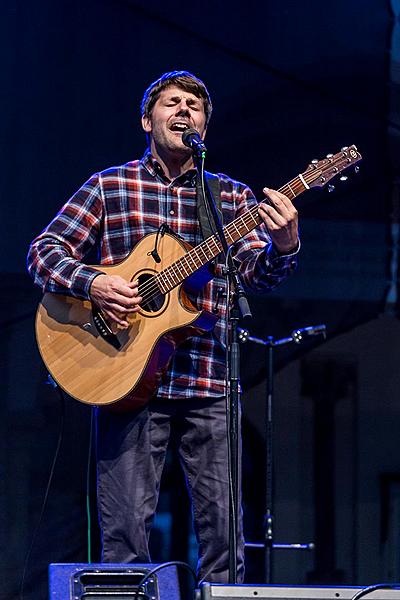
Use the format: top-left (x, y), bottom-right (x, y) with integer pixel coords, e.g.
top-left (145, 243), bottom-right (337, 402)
top-left (156, 174), bottom-right (307, 294)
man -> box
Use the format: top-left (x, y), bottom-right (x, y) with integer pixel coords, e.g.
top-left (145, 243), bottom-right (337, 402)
top-left (27, 70), bottom-right (299, 583)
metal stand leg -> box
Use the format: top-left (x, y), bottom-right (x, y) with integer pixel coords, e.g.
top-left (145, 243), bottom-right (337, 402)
top-left (239, 324), bottom-right (325, 582)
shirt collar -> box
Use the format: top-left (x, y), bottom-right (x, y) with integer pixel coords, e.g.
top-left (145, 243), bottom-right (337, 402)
top-left (140, 149), bottom-right (197, 188)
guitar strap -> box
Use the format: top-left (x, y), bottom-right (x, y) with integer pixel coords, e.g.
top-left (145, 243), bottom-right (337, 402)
top-left (196, 171), bottom-right (223, 241)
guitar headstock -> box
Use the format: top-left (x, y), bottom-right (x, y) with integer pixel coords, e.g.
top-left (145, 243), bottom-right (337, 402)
top-left (304, 145), bottom-right (362, 190)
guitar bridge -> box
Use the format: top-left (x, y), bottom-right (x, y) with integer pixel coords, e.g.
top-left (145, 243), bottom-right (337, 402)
top-left (92, 306), bottom-right (122, 350)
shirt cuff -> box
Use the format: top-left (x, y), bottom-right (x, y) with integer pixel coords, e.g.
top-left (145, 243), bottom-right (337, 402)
top-left (70, 266), bottom-right (105, 299)
top-left (268, 239), bottom-right (301, 260)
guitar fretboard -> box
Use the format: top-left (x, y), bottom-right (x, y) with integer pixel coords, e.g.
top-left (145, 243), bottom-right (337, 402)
top-left (137, 143), bottom-right (361, 302)
top-left (139, 145), bottom-right (362, 301)
top-left (153, 174), bottom-right (307, 296)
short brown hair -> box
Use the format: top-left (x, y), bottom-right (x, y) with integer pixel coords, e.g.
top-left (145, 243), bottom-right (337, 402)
top-left (141, 70), bottom-right (213, 126)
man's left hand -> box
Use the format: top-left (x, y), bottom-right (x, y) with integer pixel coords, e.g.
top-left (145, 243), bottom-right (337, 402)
top-left (258, 187), bottom-right (299, 254)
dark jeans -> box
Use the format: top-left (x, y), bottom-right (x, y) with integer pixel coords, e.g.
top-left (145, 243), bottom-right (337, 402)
top-left (96, 395), bottom-right (244, 583)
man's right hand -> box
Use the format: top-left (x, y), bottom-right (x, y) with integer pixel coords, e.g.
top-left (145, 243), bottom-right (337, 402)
top-left (89, 274), bottom-right (142, 328)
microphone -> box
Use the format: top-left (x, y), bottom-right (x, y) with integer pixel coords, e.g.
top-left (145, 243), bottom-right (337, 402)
top-left (182, 128), bottom-right (207, 156)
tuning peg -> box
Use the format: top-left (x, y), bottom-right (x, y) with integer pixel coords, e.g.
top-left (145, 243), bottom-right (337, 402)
top-left (311, 159), bottom-right (318, 164)
top-left (341, 146), bottom-right (348, 152)
top-left (326, 153), bottom-right (334, 158)
top-left (354, 165), bottom-right (360, 174)
top-left (339, 175), bottom-right (348, 182)
top-left (328, 184), bottom-right (335, 193)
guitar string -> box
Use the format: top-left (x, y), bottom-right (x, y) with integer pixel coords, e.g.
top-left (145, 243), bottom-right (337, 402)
top-left (136, 171), bottom-right (313, 304)
top-left (136, 176), bottom-right (308, 304)
top-left (138, 159), bottom-right (341, 303)
top-left (136, 189), bottom-right (293, 304)
top-left (137, 205), bottom-right (260, 303)
top-left (134, 150), bottom-right (357, 304)
top-left (136, 175), bottom-right (305, 303)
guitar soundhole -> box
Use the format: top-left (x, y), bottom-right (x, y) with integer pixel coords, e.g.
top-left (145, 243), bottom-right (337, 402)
top-left (137, 273), bottom-right (166, 313)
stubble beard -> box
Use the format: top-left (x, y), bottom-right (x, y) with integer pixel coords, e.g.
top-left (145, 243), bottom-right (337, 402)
top-left (151, 126), bottom-right (192, 163)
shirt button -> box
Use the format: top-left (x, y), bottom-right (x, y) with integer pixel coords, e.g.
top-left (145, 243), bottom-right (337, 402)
top-left (169, 209), bottom-right (175, 215)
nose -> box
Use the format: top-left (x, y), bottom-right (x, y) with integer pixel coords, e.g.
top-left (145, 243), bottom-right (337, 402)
top-left (175, 99), bottom-right (190, 115)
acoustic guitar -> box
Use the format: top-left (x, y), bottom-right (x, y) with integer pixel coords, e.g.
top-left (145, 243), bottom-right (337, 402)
top-left (36, 146), bottom-right (362, 411)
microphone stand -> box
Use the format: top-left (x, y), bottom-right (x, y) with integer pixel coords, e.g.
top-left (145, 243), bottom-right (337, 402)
top-left (191, 146), bottom-right (251, 585)
top-left (239, 324), bottom-right (325, 583)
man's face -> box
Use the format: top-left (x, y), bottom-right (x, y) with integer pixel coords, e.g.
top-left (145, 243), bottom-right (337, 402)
top-left (142, 85), bottom-right (207, 158)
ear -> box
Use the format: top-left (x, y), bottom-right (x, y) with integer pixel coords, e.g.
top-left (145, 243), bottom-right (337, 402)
top-left (141, 114), bottom-right (152, 134)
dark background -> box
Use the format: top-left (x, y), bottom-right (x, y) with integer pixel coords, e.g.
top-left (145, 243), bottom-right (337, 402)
top-left (2, 1), bottom-right (400, 598)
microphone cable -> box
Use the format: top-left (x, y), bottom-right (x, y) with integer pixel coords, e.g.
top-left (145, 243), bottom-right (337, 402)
top-left (350, 583), bottom-right (400, 600)
top-left (133, 560), bottom-right (196, 600)
top-left (86, 407), bottom-right (95, 564)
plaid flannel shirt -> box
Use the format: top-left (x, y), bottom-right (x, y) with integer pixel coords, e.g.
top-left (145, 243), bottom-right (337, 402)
top-left (27, 151), bottom-right (298, 399)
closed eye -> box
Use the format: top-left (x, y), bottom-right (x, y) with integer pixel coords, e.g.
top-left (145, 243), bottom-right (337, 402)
top-left (164, 96), bottom-right (201, 111)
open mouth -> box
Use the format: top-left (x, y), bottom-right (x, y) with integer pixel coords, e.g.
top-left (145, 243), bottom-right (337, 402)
top-left (169, 121), bottom-right (190, 133)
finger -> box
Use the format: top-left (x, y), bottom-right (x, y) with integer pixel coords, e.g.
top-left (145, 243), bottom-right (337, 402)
top-left (263, 187), bottom-right (297, 215)
top-left (258, 204), bottom-right (288, 228)
top-left (123, 280), bottom-right (139, 293)
top-left (114, 292), bottom-right (142, 309)
top-left (261, 197), bottom-right (292, 223)
top-left (109, 277), bottom-right (139, 298)
top-left (107, 304), bottom-right (142, 327)
top-left (263, 187), bottom-right (291, 205)
top-left (106, 297), bottom-right (142, 312)
top-left (112, 284), bottom-right (138, 299)
top-left (260, 198), bottom-right (298, 230)
top-left (104, 309), bottom-right (129, 328)
top-left (258, 210), bottom-right (281, 234)
top-left (107, 281), bottom-right (141, 303)
top-left (117, 293), bottom-right (142, 307)
top-left (112, 304), bottom-right (142, 314)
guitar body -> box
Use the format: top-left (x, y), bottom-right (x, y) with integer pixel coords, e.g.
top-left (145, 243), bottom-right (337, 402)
top-left (36, 232), bottom-right (218, 412)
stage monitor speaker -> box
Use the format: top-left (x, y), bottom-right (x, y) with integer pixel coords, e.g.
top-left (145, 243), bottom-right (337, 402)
top-left (49, 562), bottom-right (180, 599)
top-left (199, 583), bottom-right (400, 600)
